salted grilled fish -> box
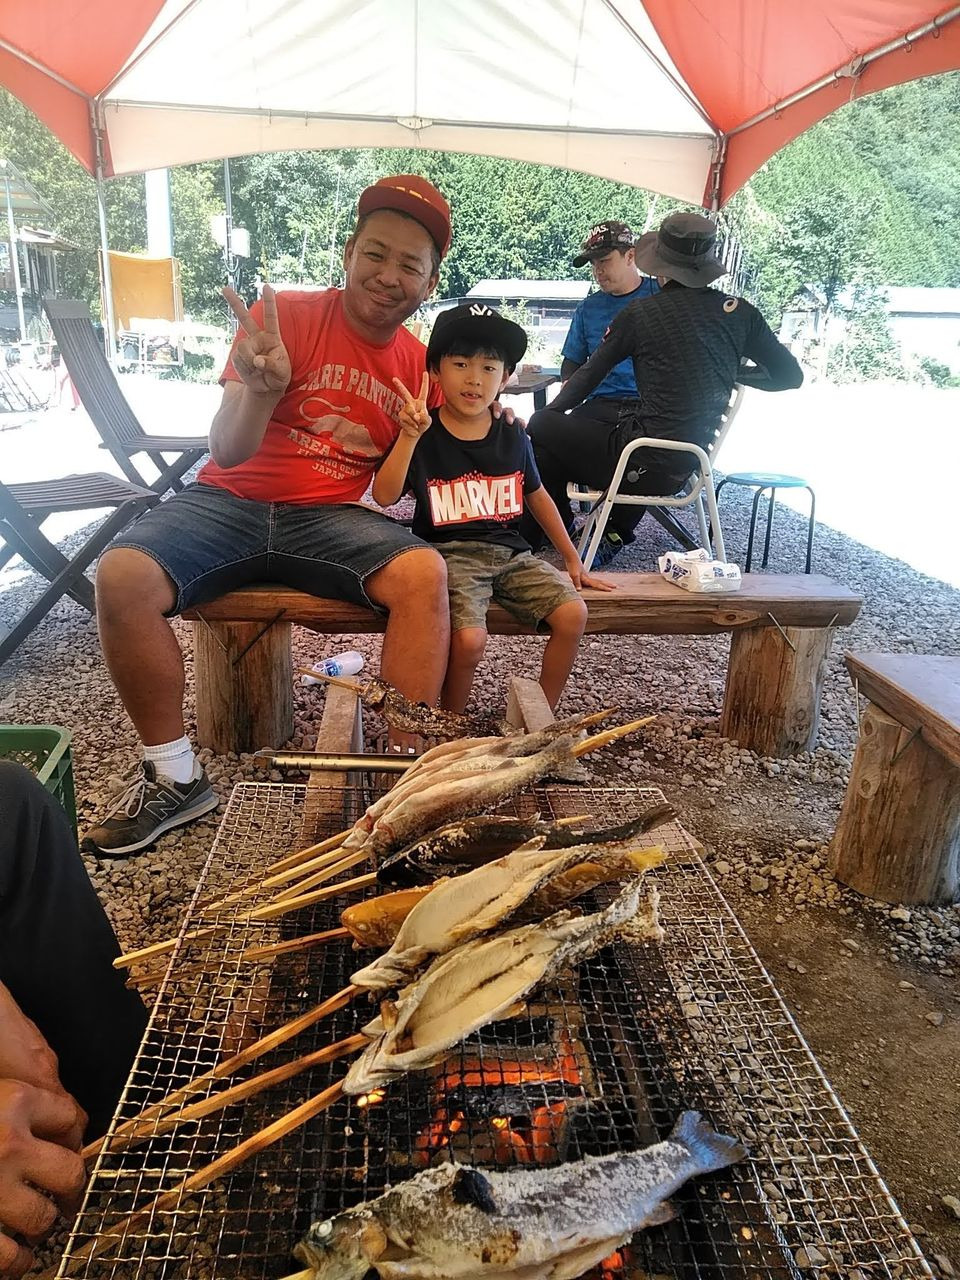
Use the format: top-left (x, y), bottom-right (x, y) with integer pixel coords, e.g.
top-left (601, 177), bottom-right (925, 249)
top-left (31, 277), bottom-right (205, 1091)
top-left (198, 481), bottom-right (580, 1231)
top-left (361, 735), bottom-right (583, 859)
top-left (343, 879), bottom-right (661, 1096)
top-left (340, 887), bottom-right (434, 950)
top-left (309, 672), bottom-right (515, 738)
top-left (377, 807), bottom-right (675, 887)
top-left (351, 837), bottom-right (660, 993)
top-left (294, 1111), bottom-right (745, 1279)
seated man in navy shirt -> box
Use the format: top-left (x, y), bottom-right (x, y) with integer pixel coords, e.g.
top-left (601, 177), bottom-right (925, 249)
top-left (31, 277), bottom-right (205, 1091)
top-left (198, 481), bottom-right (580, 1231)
top-left (561, 219), bottom-right (659, 407)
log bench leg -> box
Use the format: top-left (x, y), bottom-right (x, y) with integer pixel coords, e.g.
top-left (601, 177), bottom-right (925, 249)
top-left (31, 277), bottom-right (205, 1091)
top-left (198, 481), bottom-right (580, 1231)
top-left (193, 620), bottom-right (293, 754)
top-left (830, 702), bottom-right (960, 905)
top-left (721, 626), bottom-right (833, 757)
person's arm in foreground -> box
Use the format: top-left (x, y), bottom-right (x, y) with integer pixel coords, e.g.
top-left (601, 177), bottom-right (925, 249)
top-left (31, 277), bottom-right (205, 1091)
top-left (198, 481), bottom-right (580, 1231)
top-left (209, 285), bottom-right (293, 468)
top-left (524, 487), bottom-right (615, 593)
top-left (0, 983), bottom-right (86, 1278)
top-left (372, 373), bottom-right (432, 508)
top-left (550, 311), bottom-right (632, 412)
top-left (738, 307), bottom-right (804, 391)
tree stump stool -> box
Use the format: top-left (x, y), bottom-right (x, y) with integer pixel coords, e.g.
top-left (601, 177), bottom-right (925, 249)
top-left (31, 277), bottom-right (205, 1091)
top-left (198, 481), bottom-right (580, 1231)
top-left (830, 653), bottom-right (960, 906)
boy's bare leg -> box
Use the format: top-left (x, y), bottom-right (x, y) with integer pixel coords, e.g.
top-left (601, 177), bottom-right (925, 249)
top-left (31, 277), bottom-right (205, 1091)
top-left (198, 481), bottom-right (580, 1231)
top-left (96, 549), bottom-right (185, 745)
top-left (539, 599), bottom-right (588, 710)
top-left (441, 627), bottom-right (488, 713)
top-left (366, 548), bottom-right (450, 751)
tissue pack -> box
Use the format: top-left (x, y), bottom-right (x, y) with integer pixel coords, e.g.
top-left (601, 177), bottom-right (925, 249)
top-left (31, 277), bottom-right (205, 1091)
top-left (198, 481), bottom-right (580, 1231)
top-left (658, 548), bottom-right (742, 593)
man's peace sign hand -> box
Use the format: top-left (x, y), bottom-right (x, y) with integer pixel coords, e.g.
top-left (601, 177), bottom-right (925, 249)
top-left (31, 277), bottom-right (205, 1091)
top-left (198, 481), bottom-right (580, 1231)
top-left (392, 372), bottom-right (432, 440)
top-left (223, 284), bottom-right (292, 396)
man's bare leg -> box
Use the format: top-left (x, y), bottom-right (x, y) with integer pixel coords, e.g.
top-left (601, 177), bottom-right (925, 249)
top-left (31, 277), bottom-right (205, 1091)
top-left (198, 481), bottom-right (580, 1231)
top-left (365, 548), bottom-right (449, 749)
top-left (95, 548), bottom-right (185, 745)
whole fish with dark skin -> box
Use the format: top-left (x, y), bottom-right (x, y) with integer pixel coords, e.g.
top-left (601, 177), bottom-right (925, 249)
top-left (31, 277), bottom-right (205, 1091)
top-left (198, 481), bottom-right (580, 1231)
top-left (377, 806), bottom-right (675, 887)
top-left (292, 1111), bottom-right (746, 1279)
top-left (306, 672), bottom-right (515, 738)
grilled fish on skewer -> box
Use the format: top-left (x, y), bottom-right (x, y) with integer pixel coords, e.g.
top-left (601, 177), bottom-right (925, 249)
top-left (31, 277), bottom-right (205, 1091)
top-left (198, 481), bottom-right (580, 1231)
top-left (352, 841), bottom-right (598, 992)
top-left (377, 806), bottom-right (674, 886)
top-left (353, 829), bottom-right (668, 993)
top-left (344, 879), bottom-right (661, 1095)
top-left (304, 671), bottom-right (515, 738)
top-left (341, 887), bottom-right (434, 950)
top-left (293, 1111), bottom-right (745, 1280)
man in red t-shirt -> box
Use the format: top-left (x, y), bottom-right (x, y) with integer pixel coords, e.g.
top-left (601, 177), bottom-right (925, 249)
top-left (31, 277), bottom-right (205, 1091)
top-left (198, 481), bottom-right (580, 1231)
top-left (86, 176), bottom-right (454, 856)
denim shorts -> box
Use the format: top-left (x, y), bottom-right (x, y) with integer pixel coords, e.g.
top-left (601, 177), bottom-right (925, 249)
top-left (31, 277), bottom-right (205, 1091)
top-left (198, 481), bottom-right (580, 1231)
top-left (436, 540), bottom-right (580, 632)
top-left (110, 483), bottom-right (429, 615)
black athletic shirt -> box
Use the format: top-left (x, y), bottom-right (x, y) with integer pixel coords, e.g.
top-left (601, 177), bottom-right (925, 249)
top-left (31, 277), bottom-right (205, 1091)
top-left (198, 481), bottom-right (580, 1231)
top-left (550, 284), bottom-right (803, 479)
top-left (407, 409), bottom-right (542, 552)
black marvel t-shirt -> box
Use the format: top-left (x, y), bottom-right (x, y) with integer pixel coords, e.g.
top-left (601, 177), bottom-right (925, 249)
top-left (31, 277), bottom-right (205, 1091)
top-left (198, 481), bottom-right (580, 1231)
top-left (406, 409), bottom-right (542, 551)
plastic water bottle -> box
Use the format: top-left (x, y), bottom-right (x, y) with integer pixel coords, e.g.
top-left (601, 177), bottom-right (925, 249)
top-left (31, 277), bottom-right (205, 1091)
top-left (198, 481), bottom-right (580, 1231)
top-left (300, 650), bottom-right (365, 686)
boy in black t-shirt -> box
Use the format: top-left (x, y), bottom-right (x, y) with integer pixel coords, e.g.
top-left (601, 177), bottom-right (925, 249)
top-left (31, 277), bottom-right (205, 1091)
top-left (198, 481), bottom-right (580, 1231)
top-left (373, 304), bottom-right (612, 712)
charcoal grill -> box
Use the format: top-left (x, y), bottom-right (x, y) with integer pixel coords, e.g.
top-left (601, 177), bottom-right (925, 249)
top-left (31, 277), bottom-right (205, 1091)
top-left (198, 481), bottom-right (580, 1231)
top-left (57, 782), bottom-right (932, 1280)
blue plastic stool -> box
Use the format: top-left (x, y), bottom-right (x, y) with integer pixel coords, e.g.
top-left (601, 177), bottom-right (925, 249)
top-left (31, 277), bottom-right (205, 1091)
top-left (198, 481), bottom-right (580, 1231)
top-left (715, 472), bottom-right (816, 573)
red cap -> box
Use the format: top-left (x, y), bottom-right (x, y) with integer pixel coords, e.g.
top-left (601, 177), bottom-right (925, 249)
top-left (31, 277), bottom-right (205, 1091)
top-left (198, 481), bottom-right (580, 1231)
top-left (357, 175), bottom-right (452, 259)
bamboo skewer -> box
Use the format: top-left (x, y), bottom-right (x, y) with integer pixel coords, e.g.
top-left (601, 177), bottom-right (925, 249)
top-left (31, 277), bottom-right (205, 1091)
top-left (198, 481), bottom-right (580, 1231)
top-left (570, 715), bottom-right (655, 758)
top-left (82, 984), bottom-right (361, 1161)
top-left (266, 849), bottom-right (371, 904)
top-left (113, 1033), bottom-right (366, 1150)
top-left (113, 872), bottom-right (375, 971)
top-left (71, 1082), bottom-right (346, 1270)
top-left (126, 926), bottom-right (352, 991)
top-left (200, 840), bottom-right (370, 916)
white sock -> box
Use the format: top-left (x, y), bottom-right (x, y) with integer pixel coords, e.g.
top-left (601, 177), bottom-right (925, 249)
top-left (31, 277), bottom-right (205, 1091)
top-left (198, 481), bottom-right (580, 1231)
top-left (143, 736), bottom-right (197, 785)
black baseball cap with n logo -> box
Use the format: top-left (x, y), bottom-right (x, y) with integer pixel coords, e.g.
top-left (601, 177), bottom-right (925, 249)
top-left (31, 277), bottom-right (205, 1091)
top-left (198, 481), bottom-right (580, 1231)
top-left (573, 220), bottom-right (636, 266)
top-left (426, 303), bottom-right (528, 371)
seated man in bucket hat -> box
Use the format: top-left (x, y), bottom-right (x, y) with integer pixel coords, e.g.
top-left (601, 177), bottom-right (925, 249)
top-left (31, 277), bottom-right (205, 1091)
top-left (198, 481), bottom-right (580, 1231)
top-left (521, 212), bottom-right (803, 566)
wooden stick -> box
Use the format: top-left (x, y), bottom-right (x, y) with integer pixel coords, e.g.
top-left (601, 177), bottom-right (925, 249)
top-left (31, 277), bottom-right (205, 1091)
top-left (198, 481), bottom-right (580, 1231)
top-left (571, 715), bottom-right (656, 758)
top-left (114, 1033), bottom-right (366, 1149)
top-left (126, 926), bottom-right (352, 991)
top-left (201, 839), bottom-right (369, 915)
top-left (245, 871), bottom-right (376, 922)
top-left (72, 1082), bottom-right (346, 1270)
top-left (265, 849), bottom-right (371, 904)
top-left (115, 871), bottom-right (374, 971)
top-left (83, 984), bottom-right (361, 1161)
top-left (261, 825), bottom-right (357, 877)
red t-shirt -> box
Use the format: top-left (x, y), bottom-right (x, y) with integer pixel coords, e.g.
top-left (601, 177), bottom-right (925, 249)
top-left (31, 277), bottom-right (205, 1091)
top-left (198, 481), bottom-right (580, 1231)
top-left (199, 289), bottom-right (440, 504)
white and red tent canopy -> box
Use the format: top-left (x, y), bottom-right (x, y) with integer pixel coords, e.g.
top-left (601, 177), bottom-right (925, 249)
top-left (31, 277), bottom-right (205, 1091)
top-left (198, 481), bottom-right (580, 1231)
top-left (2, 0), bottom-right (959, 205)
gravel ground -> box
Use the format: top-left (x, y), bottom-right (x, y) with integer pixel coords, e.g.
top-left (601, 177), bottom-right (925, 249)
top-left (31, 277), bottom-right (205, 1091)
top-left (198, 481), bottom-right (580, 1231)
top-left (1, 482), bottom-right (958, 1277)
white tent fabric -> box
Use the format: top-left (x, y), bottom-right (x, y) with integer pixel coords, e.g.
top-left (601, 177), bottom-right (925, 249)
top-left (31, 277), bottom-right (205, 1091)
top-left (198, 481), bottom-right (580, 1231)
top-left (3, 0), bottom-right (959, 204)
top-left (103, 0), bottom-right (716, 200)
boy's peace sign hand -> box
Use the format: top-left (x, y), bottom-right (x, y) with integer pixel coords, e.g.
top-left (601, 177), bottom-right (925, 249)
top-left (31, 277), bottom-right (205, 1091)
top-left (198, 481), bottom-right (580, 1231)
top-left (392, 372), bottom-right (432, 440)
top-left (223, 284), bottom-right (292, 396)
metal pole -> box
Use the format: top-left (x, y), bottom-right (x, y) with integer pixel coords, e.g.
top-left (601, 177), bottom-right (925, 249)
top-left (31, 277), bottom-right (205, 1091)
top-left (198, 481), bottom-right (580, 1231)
top-left (3, 169), bottom-right (27, 343)
top-left (223, 159), bottom-right (235, 289)
top-left (327, 167), bottom-right (342, 285)
top-left (92, 113), bottom-right (118, 361)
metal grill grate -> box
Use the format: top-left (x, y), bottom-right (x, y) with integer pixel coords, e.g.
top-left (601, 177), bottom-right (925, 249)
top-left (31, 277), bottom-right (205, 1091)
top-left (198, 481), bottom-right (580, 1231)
top-left (58, 783), bottom-right (932, 1280)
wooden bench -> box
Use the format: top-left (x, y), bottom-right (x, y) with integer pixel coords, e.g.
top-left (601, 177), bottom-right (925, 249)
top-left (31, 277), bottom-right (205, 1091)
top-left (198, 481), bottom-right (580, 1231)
top-left (182, 572), bottom-right (861, 757)
top-left (831, 652), bottom-right (960, 905)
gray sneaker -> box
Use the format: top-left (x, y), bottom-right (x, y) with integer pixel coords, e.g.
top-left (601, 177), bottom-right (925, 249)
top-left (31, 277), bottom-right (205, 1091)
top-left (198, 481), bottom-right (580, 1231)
top-left (82, 760), bottom-right (219, 857)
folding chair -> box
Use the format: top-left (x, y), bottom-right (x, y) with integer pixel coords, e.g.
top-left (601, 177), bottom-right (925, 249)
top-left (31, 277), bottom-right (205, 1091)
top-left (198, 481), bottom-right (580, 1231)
top-left (0, 474), bottom-right (157, 664)
top-left (569, 385), bottom-right (745, 571)
top-left (43, 298), bottom-right (209, 495)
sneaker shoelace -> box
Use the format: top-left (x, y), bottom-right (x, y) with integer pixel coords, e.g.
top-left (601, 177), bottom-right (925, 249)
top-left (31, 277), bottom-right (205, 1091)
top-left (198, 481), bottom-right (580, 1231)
top-left (103, 766), bottom-right (152, 820)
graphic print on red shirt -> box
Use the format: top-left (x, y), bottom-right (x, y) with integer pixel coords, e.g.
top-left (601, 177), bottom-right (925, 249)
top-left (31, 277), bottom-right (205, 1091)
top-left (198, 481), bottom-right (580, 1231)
top-left (199, 289), bottom-right (440, 505)
top-left (427, 470), bottom-right (524, 526)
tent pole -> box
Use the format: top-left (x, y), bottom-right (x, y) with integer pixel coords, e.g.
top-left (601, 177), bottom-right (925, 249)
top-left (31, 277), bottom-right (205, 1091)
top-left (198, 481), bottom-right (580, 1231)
top-left (2, 167), bottom-right (28, 342)
top-left (92, 111), bottom-right (118, 361)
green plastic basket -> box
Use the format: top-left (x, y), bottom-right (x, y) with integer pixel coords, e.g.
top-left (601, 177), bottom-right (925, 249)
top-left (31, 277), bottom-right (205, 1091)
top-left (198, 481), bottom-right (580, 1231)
top-left (0, 725), bottom-right (77, 839)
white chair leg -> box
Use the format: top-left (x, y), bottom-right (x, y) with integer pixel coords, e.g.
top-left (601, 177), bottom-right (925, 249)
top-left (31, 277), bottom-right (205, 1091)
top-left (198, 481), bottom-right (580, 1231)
top-left (695, 493), bottom-right (711, 552)
top-left (582, 496), bottom-right (616, 570)
top-left (703, 478), bottom-right (726, 562)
